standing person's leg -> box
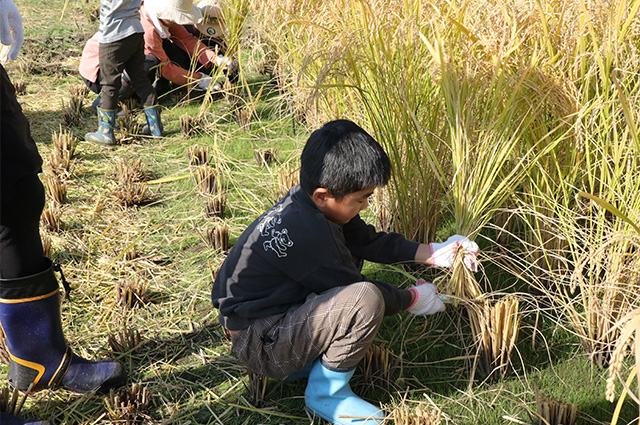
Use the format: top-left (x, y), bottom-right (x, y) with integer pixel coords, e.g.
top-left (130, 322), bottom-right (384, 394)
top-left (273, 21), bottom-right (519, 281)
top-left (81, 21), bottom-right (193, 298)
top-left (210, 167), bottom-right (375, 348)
top-left (1, 65), bottom-right (126, 395)
top-left (123, 33), bottom-right (163, 137)
top-left (231, 281), bottom-right (385, 424)
top-left (85, 40), bottom-right (127, 146)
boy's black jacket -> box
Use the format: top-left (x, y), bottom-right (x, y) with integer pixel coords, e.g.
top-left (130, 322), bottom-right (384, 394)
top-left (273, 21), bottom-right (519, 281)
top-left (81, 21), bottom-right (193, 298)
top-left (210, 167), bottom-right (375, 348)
top-left (212, 184), bottom-right (419, 331)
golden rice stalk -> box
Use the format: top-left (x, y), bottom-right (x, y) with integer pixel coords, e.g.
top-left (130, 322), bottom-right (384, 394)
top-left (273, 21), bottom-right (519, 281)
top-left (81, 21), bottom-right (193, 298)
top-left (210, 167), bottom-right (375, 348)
top-left (206, 222), bottom-right (229, 252)
top-left (440, 250), bottom-right (483, 301)
top-left (123, 243), bottom-right (139, 261)
top-left (50, 125), bottom-right (76, 175)
top-left (108, 323), bottom-right (143, 353)
top-left (255, 148), bottom-right (277, 167)
top-left (44, 170), bottom-right (67, 205)
top-left (246, 372), bottom-right (269, 408)
top-left (361, 344), bottom-right (397, 387)
top-left (467, 295), bottom-right (520, 380)
top-left (205, 194), bottom-right (227, 218)
top-left (13, 80), bottom-right (26, 95)
top-left (115, 278), bottom-right (149, 309)
top-left (114, 157), bottom-right (147, 183)
top-left (391, 396), bottom-right (441, 425)
top-left (372, 186), bottom-right (393, 232)
top-left (41, 202), bottom-right (62, 232)
top-left (180, 114), bottom-right (196, 136)
top-left (534, 389), bottom-right (578, 425)
top-left (195, 165), bottom-right (218, 195)
top-left (606, 308), bottom-right (640, 402)
top-left (275, 165), bottom-right (299, 199)
top-left (187, 145), bottom-right (209, 167)
top-left (105, 383), bottom-right (152, 424)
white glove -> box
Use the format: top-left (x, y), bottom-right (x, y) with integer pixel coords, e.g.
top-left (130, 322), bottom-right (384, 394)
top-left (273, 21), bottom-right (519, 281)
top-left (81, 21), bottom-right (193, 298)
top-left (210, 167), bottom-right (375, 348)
top-left (214, 54), bottom-right (232, 69)
top-left (406, 279), bottom-right (446, 315)
top-left (0, 0), bottom-right (24, 63)
top-left (430, 234), bottom-right (479, 272)
top-left (197, 72), bottom-right (213, 90)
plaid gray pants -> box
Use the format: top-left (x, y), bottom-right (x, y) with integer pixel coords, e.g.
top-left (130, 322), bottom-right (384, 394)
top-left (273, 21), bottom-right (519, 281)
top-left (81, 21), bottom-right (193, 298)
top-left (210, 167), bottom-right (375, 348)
top-left (230, 281), bottom-right (384, 378)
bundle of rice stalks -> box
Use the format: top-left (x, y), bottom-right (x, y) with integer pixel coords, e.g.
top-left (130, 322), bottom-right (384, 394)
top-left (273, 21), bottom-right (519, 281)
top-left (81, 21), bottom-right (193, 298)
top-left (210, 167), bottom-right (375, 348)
top-left (392, 398), bottom-right (441, 425)
top-left (206, 222), bottom-right (229, 252)
top-left (117, 102), bottom-right (140, 143)
top-left (116, 278), bottom-right (149, 309)
top-left (275, 165), bottom-right (299, 199)
top-left (246, 372), bottom-right (269, 408)
top-left (439, 249), bottom-right (483, 301)
top-left (255, 148), bottom-right (276, 167)
top-left (113, 158), bottom-right (153, 207)
top-left (105, 383), bottom-right (153, 424)
top-left (361, 344), bottom-right (397, 387)
top-left (61, 95), bottom-right (83, 127)
top-left (467, 295), bottom-right (520, 380)
top-left (15, 57), bottom-right (35, 75)
top-left (44, 170), bottom-right (67, 205)
top-left (194, 165), bottom-right (218, 195)
top-left (108, 324), bottom-right (143, 353)
top-left (205, 194), bottom-right (227, 218)
top-left (41, 202), bottom-right (62, 232)
top-left (533, 389), bottom-right (577, 425)
top-left (187, 145), bottom-right (209, 166)
top-left (12, 80), bottom-right (26, 95)
top-left (180, 114), bottom-right (202, 136)
top-left (49, 126), bottom-right (76, 175)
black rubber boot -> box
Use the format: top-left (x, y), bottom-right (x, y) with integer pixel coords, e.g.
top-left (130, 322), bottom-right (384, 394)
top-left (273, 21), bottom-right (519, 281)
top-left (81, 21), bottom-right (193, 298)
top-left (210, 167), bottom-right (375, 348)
top-left (0, 412), bottom-right (50, 425)
top-left (0, 259), bottom-right (126, 393)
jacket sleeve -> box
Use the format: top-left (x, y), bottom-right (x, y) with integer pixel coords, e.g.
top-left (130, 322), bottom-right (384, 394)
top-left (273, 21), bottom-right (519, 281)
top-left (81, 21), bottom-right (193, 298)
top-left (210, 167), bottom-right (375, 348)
top-left (169, 24), bottom-right (217, 69)
top-left (343, 215), bottom-right (420, 265)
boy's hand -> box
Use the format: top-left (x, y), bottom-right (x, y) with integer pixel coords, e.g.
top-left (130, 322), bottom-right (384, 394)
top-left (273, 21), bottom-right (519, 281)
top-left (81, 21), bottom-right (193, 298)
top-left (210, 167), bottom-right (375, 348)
top-left (0, 0), bottom-right (24, 63)
top-left (430, 234), bottom-right (479, 272)
top-left (406, 279), bottom-right (445, 315)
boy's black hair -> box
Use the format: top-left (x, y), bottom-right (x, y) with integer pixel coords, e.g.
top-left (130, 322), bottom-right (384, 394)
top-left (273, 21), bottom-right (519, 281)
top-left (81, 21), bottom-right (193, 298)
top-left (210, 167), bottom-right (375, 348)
top-left (300, 119), bottom-right (391, 199)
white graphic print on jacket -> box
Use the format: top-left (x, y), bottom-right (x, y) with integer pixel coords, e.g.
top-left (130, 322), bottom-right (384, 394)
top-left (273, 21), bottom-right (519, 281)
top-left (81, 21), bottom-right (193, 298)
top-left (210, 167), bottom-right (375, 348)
top-left (258, 205), bottom-right (294, 257)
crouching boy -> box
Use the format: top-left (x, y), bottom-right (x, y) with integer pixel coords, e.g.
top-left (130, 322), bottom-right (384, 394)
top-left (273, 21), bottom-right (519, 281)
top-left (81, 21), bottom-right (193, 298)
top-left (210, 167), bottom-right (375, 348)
top-left (211, 119), bottom-right (478, 424)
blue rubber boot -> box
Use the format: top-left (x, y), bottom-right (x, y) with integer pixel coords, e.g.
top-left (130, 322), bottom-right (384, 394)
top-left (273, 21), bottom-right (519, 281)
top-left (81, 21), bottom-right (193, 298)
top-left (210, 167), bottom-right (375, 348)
top-left (85, 108), bottom-right (116, 146)
top-left (0, 412), bottom-right (50, 425)
top-left (0, 260), bottom-right (126, 393)
top-left (304, 360), bottom-right (385, 424)
top-left (142, 106), bottom-right (163, 137)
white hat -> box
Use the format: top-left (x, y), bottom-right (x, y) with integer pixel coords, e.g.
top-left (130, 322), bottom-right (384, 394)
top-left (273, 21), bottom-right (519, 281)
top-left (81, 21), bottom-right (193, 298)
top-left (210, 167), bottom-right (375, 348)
top-left (196, 0), bottom-right (224, 39)
top-left (145, 0), bottom-right (203, 25)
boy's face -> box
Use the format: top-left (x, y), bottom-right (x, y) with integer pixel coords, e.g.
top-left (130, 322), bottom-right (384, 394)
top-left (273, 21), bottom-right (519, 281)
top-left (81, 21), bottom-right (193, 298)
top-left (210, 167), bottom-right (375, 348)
top-left (312, 188), bottom-right (375, 224)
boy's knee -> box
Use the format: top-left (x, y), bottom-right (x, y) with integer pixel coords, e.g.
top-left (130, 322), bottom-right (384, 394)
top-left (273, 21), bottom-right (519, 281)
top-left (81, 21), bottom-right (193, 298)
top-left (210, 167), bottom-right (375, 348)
top-left (349, 281), bottom-right (384, 319)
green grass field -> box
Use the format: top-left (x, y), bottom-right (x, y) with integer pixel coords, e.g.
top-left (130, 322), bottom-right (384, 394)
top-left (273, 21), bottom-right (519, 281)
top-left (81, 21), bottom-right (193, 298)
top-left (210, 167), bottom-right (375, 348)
top-left (2, 0), bottom-right (640, 424)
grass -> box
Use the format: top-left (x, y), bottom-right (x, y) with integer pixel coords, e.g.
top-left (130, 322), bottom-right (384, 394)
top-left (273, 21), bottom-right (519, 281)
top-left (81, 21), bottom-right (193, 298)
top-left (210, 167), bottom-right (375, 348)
top-left (3, 0), bottom-right (640, 424)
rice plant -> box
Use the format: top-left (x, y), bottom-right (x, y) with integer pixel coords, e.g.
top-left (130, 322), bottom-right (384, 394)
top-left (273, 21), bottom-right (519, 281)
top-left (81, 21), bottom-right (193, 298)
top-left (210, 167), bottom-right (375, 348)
top-left (61, 95), bottom-right (83, 127)
top-left (108, 323), bottom-right (143, 353)
top-left (254, 148), bottom-right (276, 167)
top-left (467, 294), bottom-right (521, 380)
top-left (117, 101), bottom-right (141, 143)
top-left (391, 397), bottom-right (441, 425)
top-left (41, 202), bottom-right (62, 232)
top-left (113, 158), bottom-right (153, 207)
top-left (361, 344), bottom-right (397, 388)
top-left (205, 193), bottom-right (227, 218)
top-left (246, 372), bottom-right (269, 408)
